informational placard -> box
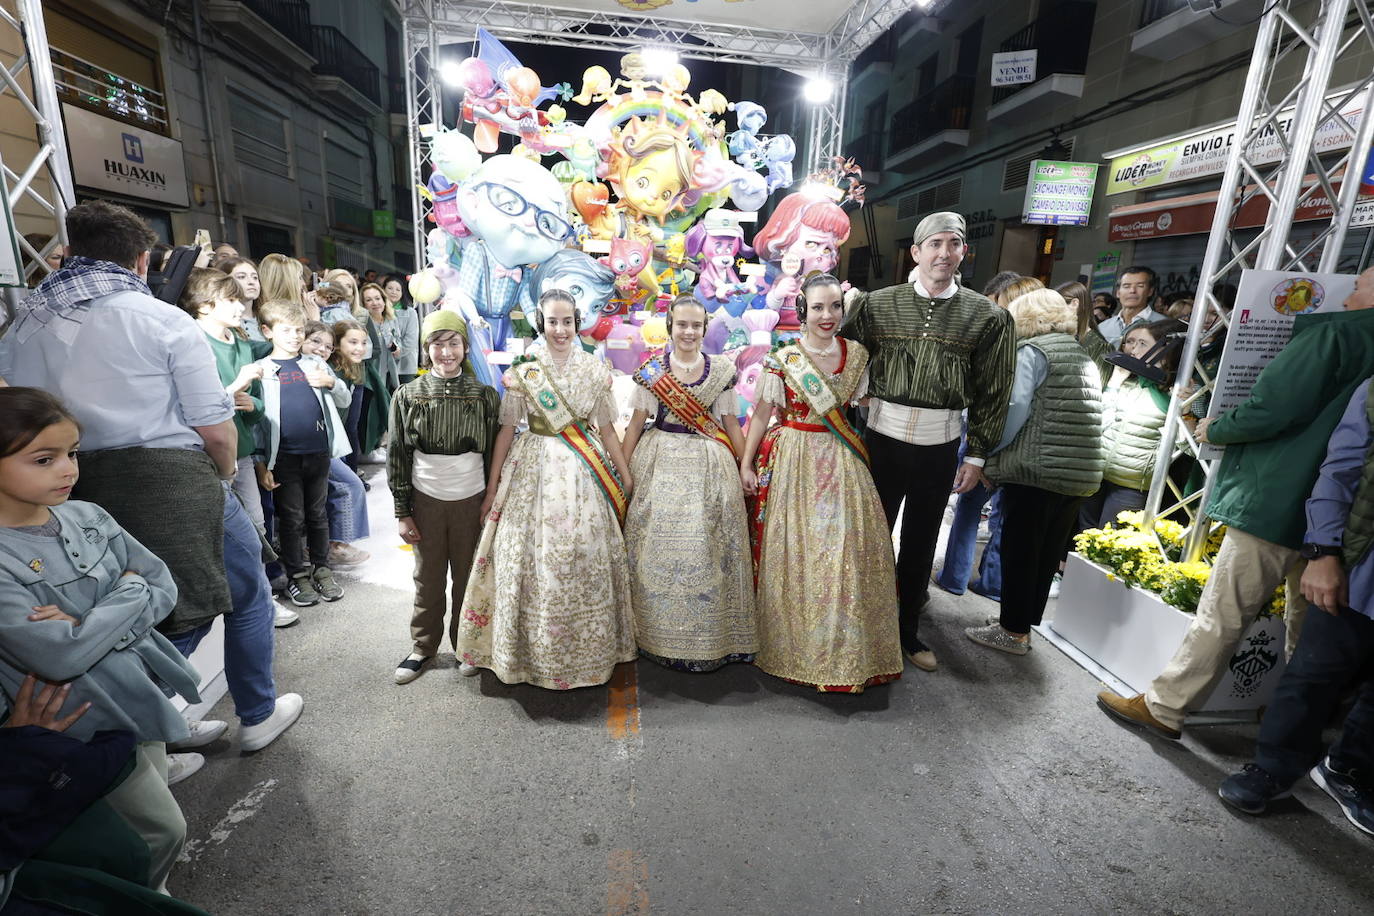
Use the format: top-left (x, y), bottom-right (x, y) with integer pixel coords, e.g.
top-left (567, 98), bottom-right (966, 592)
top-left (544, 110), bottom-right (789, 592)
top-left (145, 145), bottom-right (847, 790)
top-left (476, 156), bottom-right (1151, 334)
top-left (1201, 267), bottom-right (1356, 459)
top-left (63, 103), bottom-right (189, 208)
top-left (991, 50), bottom-right (1037, 86)
top-left (0, 151), bottom-right (23, 287)
top-left (1021, 159), bottom-right (1098, 227)
top-left (1104, 93), bottom-right (1368, 195)
top-left (1092, 250), bottom-right (1121, 295)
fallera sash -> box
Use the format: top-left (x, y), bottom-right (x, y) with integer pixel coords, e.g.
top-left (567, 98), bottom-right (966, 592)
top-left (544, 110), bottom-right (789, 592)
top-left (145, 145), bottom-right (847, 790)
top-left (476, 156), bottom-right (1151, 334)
top-left (632, 356), bottom-right (738, 458)
top-left (773, 344), bottom-right (870, 466)
top-left (509, 355), bottom-right (628, 525)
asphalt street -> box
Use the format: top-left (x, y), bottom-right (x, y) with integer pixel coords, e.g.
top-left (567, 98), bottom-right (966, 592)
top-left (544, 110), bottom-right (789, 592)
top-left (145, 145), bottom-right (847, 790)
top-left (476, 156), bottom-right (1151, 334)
top-left (166, 477), bottom-right (1374, 915)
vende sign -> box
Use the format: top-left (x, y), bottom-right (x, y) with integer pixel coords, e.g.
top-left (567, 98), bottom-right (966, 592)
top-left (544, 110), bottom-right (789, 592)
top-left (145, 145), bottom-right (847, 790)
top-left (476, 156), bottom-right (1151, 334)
top-left (991, 50), bottom-right (1037, 87)
top-left (63, 103), bottom-right (189, 208)
top-left (1108, 181), bottom-right (1374, 242)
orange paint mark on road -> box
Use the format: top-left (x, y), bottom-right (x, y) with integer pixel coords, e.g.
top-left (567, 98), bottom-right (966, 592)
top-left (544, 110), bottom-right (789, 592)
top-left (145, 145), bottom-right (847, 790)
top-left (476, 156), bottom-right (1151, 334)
top-left (606, 848), bottom-right (650, 915)
top-left (606, 662), bottom-right (640, 740)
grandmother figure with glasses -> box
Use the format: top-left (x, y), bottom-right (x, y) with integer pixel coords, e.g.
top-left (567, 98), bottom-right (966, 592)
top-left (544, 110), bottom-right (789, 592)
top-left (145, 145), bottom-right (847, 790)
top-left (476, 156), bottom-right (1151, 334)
top-left (445, 154), bottom-right (574, 392)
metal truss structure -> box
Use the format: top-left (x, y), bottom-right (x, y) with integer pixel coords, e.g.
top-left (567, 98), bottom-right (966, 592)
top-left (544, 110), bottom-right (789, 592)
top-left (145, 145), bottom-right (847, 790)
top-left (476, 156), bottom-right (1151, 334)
top-left (1143, 0), bottom-right (1374, 559)
top-left (395, 0), bottom-right (912, 257)
top-left (0, 0), bottom-right (73, 310)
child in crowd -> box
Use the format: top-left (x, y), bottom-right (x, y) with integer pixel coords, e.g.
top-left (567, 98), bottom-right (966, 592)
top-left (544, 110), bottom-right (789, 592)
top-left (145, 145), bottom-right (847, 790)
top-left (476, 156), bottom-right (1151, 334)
top-left (178, 268), bottom-right (267, 531)
top-left (330, 318), bottom-right (390, 471)
top-left (388, 311), bottom-right (500, 684)
top-left (254, 301), bottom-right (353, 607)
top-left (213, 256), bottom-right (265, 342)
top-left (0, 388), bottom-right (202, 892)
top-left (302, 321), bottom-right (371, 568)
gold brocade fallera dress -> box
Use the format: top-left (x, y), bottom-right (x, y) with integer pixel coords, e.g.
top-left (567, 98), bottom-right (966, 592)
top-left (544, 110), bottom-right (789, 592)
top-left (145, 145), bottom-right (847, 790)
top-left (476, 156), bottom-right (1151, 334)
top-left (751, 340), bottom-right (903, 692)
top-left (455, 345), bottom-right (636, 690)
top-left (624, 355), bottom-right (758, 672)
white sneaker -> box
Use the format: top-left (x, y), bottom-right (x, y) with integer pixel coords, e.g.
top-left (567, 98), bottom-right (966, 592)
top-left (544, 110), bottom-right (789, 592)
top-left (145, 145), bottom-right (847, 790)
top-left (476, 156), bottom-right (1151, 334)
top-left (327, 542), bottom-right (370, 568)
top-left (170, 718), bottom-right (228, 750)
top-left (458, 662), bottom-right (480, 677)
top-left (240, 693), bottom-right (304, 753)
top-left (1049, 572), bottom-right (1063, 599)
top-left (273, 603), bottom-right (300, 628)
top-left (362, 447), bottom-right (387, 465)
top-left (166, 752), bottom-right (204, 786)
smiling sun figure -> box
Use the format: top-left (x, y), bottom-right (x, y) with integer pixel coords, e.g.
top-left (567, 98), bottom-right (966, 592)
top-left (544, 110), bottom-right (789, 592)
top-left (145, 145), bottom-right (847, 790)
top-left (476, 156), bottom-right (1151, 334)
top-left (607, 116), bottom-right (701, 226)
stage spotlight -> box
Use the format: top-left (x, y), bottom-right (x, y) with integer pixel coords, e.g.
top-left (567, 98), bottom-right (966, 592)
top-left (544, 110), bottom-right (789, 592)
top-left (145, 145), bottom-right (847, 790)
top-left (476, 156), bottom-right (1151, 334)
top-left (642, 48), bottom-right (679, 76)
top-left (439, 60), bottom-right (464, 88)
top-left (803, 77), bottom-right (834, 104)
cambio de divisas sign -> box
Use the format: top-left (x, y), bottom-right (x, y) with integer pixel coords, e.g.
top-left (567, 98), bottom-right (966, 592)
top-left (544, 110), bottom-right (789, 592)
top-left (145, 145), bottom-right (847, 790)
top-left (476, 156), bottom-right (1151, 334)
top-left (1021, 160), bottom-right (1098, 227)
top-left (991, 50), bottom-right (1037, 87)
top-left (1105, 93), bottom-right (1367, 195)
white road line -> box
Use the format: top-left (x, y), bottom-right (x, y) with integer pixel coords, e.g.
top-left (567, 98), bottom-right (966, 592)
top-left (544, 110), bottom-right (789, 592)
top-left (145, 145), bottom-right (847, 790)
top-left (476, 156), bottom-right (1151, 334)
top-left (178, 778), bottom-right (278, 862)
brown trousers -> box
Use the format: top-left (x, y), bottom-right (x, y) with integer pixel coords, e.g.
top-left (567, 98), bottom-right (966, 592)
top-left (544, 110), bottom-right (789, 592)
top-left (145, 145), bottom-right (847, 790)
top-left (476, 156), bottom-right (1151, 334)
top-left (410, 489), bottom-right (484, 656)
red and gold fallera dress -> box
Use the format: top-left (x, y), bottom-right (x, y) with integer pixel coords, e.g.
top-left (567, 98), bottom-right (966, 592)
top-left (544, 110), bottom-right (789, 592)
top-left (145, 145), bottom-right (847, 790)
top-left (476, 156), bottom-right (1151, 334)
top-left (750, 340), bottom-right (903, 693)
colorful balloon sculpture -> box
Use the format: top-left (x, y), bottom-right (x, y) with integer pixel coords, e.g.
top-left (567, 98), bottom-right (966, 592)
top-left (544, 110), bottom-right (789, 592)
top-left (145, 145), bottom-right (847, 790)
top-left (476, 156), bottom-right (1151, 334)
top-left (416, 29), bottom-right (866, 381)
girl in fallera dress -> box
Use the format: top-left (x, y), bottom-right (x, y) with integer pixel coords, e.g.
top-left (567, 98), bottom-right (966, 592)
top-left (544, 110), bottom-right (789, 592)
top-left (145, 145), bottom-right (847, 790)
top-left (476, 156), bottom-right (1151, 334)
top-left (622, 296), bottom-right (757, 672)
top-left (739, 275), bottom-right (903, 693)
top-left (454, 290), bottom-right (637, 689)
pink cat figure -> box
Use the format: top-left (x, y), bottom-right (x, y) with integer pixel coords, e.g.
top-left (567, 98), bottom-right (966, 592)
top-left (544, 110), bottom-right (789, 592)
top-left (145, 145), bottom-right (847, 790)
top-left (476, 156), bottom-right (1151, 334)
top-left (600, 236), bottom-right (656, 307)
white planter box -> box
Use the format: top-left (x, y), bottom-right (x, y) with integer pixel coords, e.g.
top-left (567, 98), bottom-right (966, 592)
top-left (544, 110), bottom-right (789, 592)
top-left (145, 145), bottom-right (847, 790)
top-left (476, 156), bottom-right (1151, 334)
top-left (1043, 553), bottom-right (1287, 714)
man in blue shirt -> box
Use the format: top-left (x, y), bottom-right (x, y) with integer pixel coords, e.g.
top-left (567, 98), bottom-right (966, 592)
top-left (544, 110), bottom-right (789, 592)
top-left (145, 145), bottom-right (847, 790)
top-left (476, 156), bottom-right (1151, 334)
top-left (1218, 378), bottom-right (1374, 836)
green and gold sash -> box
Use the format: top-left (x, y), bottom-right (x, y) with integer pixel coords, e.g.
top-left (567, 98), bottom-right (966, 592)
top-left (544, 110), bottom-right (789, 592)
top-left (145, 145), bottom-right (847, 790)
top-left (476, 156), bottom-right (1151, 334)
top-left (510, 355), bottom-right (628, 525)
top-left (773, 343), bottom-right (870, 466)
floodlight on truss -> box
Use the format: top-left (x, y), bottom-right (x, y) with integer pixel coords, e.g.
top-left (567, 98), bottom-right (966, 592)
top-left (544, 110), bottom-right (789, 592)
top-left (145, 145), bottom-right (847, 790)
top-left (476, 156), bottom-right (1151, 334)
top-left (803, 77), bottom-right (835, 104)
top-left (640, 48), bottom-right (679, 77)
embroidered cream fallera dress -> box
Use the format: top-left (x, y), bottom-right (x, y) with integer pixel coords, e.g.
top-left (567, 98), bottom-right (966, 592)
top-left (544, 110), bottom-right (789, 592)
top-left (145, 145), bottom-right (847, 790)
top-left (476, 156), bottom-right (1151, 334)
top-left (455, 344), bottom-right (636, 689)
top-left (624, 355), bottom-right (758, 671)
top-left (750, 340), bottom-right (903, 692)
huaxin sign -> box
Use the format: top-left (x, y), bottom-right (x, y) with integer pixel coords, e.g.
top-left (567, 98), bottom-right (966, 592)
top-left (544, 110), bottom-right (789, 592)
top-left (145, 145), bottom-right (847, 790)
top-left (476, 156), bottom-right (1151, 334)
top-left (63, 103), bottom-right (189, 208)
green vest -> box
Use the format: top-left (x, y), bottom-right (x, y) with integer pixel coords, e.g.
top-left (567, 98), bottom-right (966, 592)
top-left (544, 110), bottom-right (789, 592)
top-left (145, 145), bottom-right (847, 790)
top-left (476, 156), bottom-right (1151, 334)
top-left (1342, 377), bottom-right (1374, 569)
top-left (986, 333), bottom-right (1105, 497)
top-left (1101, 379), bottom-right (1169, 491)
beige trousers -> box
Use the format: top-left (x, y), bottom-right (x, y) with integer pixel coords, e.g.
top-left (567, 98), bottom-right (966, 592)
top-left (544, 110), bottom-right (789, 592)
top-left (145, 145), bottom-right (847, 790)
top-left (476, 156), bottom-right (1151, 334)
top-left (102, 741), bottom-right (187, 893)
top-left (1145, 528), bottom-right (1307, 729)
top-left (410, 489), bottom-right (484, 656)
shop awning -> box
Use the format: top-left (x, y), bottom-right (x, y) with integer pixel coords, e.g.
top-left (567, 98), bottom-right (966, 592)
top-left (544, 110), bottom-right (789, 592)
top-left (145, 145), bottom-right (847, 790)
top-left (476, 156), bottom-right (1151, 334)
top-left (1107, 178), bottom-right (1374, 243)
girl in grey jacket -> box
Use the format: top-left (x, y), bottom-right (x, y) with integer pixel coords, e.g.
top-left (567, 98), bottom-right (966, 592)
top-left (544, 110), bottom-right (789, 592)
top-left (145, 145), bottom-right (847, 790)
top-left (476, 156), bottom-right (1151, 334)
top-left (0, 387), bottom-right (200, 891)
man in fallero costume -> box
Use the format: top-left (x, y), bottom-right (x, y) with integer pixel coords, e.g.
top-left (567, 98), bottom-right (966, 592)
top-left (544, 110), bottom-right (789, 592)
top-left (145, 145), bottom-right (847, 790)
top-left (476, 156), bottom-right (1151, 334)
top-left (842, 211), bottom-right (1016, 671)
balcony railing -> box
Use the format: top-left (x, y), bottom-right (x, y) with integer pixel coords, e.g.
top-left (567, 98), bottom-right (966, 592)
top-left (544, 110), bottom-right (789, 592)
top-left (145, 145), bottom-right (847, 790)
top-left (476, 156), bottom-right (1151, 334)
top-left (388, 77), bottom-right (407, 115)
top-left (989, 1), bottom-right (1096, 106)
top-left (243, 0), bottom-right (313, 53)
top-left (50, 46), bottom-right (168, 132)
top-left (889, 74), bottom-right (975, 155)
top-left (312, 25), bottom-right (381, 106)
top-left (1140, 0), bottom-right (1191, 27)
top-left (853, 29), bottom-right (894, 74)
top-left (843, 132), bottom-right (886, 168)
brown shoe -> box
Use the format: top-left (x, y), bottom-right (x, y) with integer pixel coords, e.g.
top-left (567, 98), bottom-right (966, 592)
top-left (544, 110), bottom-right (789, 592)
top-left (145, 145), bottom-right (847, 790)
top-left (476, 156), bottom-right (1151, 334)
top-left (1096, 691), bottom-right (1181, 740)
top-left (906, 648), bottom-right (938, 672)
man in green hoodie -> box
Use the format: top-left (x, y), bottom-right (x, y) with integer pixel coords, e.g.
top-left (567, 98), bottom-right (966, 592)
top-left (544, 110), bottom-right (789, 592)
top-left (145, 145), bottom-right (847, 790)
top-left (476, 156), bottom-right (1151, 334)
top-left (1098, 267), bottom-right (1374, 739)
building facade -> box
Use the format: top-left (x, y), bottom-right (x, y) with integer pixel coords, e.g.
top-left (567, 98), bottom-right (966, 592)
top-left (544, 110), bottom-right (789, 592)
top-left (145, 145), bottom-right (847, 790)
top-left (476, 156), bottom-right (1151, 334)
top-left (2, 0), bottom-right (414, 276)
top-left (840, 0), bottom-right (1374, 295)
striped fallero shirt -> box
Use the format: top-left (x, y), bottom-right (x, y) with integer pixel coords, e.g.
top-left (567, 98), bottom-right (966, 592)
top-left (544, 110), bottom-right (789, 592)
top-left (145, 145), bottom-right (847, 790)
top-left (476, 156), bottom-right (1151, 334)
top-left (841, 283), bottom-right (1016, 460)
top-left (387, 371), bottom-right (501, 518)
